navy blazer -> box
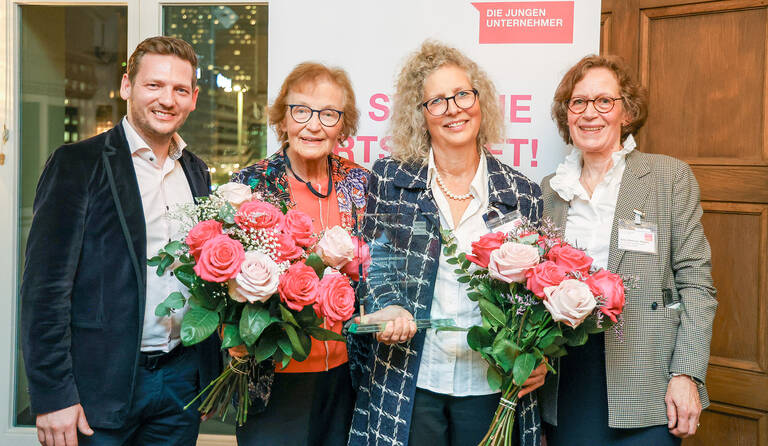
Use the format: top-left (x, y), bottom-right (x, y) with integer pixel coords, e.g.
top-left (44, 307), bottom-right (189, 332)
top-left (349, 153), bottom-right (543, 446)
top-left (20, 123), bottom-right (220, 428)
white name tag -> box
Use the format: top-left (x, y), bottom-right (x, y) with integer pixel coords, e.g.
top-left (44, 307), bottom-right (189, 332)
top-left (413, 220), bottom-right (428, 236)
top-left (617, 219), bottom-right (658, 254)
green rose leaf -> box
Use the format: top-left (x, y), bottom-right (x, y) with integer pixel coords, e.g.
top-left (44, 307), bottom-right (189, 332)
top-left (304, 253), bottom-right (326, 279)
top-left (239, 303), bottom-right (275, 346)
top-left (164, 240), bottom-right (186, 256)
top-left (218, 202), bottom-right (236, 224)
top-left (147, 256), bottom-right (162, 267)
top-left (295, 305), bottom-right (322, 327)
top-left (486, 364), bottom-right (503, 391)
top-left (492, 337), bottom-right (521, 373)
top-left (180, 307), bottom-right (220, 346)
top-left (305, 325), bottom-right (346, 342)
top-left (283, 324), bottom-right (308, 362)
top-left (478, 299), bottom-right (506, 328)
top-left (156, 254), bottom-right (174, 276)
top-left (446, 257), bottom-right (459, 265)
top-left (279, 303), bottom-right (300, 327)
top-left (512, 352), bottom-right (537, 386)
top-left (154, 303), bottom-right (170, 317)
top-left (457, 275), bottom-right (471, 283)
top-left (467, 292), bottom-right (483, 302)
top-left (467, 326), bottom-right (494, 351)
top-left (174, 264), bottom-right (197, 288)
top-left (220, 323), bottom-right (244, 349)
top-left (277, 335), bottom-right (293, 357)
top-left (564, 324), bottom-right (588, 347)
top-left (253, 337), bottom-right (278, 362)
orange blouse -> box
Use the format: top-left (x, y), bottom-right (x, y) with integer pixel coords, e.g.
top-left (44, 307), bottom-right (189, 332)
top-left (278, 175), bottom-right (348, 373)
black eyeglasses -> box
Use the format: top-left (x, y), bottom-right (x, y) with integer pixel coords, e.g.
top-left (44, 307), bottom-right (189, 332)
top-left (421, 89), bottom-right (479, 116)
top-left (567, 96), bottom-right (623, 114)
top-left (286, 104), bottom-right (344, 127)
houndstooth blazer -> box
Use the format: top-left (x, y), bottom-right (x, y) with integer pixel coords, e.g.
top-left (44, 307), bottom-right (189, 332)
top-left (539, 149), bottom-right (717, 429)
top-left (348, 152), bottom-right (543, 446)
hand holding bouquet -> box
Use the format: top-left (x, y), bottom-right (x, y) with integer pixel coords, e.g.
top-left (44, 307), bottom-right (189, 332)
top-left (149, 182), bottom-right (368, 425)
top-left (443, 220), bottom-right (625, 446)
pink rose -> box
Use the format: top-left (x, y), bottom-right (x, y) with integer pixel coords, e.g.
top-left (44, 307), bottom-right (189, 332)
top-left (278, 262), bottom-right (319, 311)
top-left (466, 232), bottom-right (507, 268)
top-left (547, 243), bottom-right (593, 275)
top-left (228, 251), bottom-right (280, 303)
top-left (283, 209), bottom-right (317, 247)
top-left (340, 236), bottom-right (371, 281)
top-left (542, 279), bottom-right (597, 328)
top-left (584, 269), bottom-right (625, 323)
top-left (276, 231), bottom-right (305, 263)
top-left (194, 234), bottom-right (245, 282)
top-left (526, 261), bottom-right (568, 298)
top-left (185, 220), bottom-right (223, 260)
top-left (235, 200), bottom-right (285, 231)
top-left (315, 271), bottom-right (356, 323)
top-left (488, 242), bottom-right (541, 283)
top-left (217, 182), bottom-right (253, 208)
top-left (316, 226), bottom-right (355, 269)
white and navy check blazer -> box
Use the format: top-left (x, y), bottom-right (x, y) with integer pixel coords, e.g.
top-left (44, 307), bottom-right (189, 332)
top-left (539, 149), bottom-right (717, 429)
top-left (349, 152), bottom-right (543, 446)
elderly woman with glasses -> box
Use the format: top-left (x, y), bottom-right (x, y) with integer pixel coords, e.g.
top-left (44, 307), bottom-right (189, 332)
top-left (538, 55), bottom-right (717, 445)
top-left (348, 40), bottom-right (546, 446)
top-left (230, 62), bottom-right (369, 446)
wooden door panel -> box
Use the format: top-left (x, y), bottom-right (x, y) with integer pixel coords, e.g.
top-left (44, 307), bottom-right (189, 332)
top-left (638, 3), bottom-right (767, 163)
top-left (601, 1), bottom-right (768, 444)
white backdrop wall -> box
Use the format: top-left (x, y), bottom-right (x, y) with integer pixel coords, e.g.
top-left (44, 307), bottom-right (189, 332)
top-left (268, 0), bottom-right (600, 182)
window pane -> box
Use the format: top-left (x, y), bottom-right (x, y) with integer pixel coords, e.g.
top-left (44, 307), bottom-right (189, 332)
top-left (164, 5), bottom-right (268, 190)
top-left (164, 5), bottom-right (268, 436)
top-left (16, 5), bottom-right (127, 427)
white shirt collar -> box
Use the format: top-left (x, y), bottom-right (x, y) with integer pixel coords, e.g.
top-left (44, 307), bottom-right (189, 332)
top-left (121, 116), bottom-right (187, 161)
top-left (550, 134), bottom-right (637, 202)
top-left (427, 148), bottom-right (487, 201)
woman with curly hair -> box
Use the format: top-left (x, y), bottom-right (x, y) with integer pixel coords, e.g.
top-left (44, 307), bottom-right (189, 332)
top-left (230, 62), bottom-right (369, 446)
top-left (348, 41), bottom-right (545, 446)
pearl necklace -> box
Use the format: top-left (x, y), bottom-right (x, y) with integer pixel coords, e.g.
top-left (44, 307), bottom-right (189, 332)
top-left (435, 170), bottom-right (473, 201)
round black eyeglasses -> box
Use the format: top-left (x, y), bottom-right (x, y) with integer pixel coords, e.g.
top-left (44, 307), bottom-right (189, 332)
top-left (567, 96), bottom-right (623, 114)
top-left (287, 104), bottom-right (343, 127)
top-left (421, 89), bottom-right (479, 116)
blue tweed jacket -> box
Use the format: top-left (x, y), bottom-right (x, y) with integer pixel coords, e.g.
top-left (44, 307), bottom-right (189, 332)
top-left (349, 152), bottom-right (543, 446)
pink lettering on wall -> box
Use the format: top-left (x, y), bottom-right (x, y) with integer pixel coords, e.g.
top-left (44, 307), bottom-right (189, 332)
top-left (471, 2), bottom-right (574, 44)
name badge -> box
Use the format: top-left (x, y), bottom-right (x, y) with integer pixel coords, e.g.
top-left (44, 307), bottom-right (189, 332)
top-left (413, 220), bottom-right (428, 236)
top-left (617, 218), bottom-right (658, 254)
top-left (483, 209), bottom-right (523, 233)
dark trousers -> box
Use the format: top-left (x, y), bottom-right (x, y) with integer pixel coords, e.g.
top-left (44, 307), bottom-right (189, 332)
top-left (236, 363), bottom-right (354, 446)
top-left (408, 388), bottom-right (508, 446)
top-left (80, 346), bottom-right (202, 446)
top-left (544, 334), bottom-right (681, 446)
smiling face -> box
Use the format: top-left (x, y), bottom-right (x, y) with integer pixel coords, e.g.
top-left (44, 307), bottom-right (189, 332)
top-left (120, 53), bottom-right (198, 148)
top-left (281, 78), bottom-right (345, 163)
top-left (567, 67), bottom-right (628, 155)
top-left (422, 64), bottom-right (482, 153)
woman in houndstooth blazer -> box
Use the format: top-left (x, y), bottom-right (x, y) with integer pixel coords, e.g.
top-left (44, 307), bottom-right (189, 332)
top-left (348, 41), bottom-right (545, 446)
top-left (539, 55), bottom-right (717, 446)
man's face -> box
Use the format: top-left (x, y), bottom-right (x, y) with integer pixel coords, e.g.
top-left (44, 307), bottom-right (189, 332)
top-left (120, 53), bottom-right (198, 145)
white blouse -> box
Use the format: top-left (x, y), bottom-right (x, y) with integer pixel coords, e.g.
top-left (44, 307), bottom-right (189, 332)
top-left (549, 135), bottom-right (637, 269)
top-left (416, 149), bottom-right (497, 396)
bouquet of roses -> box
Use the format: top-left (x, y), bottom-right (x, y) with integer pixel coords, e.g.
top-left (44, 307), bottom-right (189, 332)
top-left (149, 182), bottom-right (369, 425)
top-left (442, 220), bottom-right (625, 446)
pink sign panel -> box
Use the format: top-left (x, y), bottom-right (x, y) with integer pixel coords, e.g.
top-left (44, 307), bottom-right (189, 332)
top-left (472, 2), bottom-right (574, 44)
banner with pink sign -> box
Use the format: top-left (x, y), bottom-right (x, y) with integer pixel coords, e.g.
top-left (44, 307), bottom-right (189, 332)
top-left (268, 0), bottom-right (600, 182)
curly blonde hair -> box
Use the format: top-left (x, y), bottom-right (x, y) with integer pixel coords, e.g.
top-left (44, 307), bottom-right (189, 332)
top-left (389, 40), bottom-right (504, 164)
top-left (551, 54), bottom-right (648, 145)
top-left (268, 62), bottom-right (359, 144)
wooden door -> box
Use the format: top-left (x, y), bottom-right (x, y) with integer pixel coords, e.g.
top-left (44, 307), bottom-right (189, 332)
top-left (601, 1), bottom-right (768, 445)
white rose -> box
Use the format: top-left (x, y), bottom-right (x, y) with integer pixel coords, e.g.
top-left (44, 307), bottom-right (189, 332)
top-left (217, 182), bottom-right (253, 208)
top-left (488, 242), bottom-right (541, 283)
top-left (542, 279), bottom-right (597, 328)
top-left (228, 251), bottom-right (280, 303)
top-left (315, 226), bottom-right (355, 269)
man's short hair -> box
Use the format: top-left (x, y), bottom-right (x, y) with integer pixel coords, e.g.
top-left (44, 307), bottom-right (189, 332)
top-left (127, 36), bottom-right (198, 89)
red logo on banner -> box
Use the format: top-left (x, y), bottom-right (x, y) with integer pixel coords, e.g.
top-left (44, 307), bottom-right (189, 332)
top-left (472, 2), bottom-right (574, 44)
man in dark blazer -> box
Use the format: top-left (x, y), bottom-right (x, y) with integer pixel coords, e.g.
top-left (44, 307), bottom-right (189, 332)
top-left (21, 36), bottom-right (219, 446)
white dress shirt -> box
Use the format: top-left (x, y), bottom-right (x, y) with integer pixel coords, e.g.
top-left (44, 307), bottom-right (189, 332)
top-left (122, 117), bottom-right (195, 352)
top-left (548, 135), bottom-right (637, 269)
top-left (416, 149), bottom-right (497, 396)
